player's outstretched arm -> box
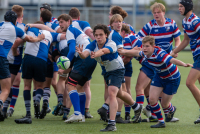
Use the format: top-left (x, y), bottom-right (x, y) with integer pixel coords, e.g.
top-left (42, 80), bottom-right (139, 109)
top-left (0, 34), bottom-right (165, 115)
top-left (170, 58), bottom-right (193, 67)
top-left (118, 46), bottom-right (141, 57)
top-left (23, 34), bottom-right (45, 42)
top-left (171, 33), bottom-right (190, 57)
top-left (26, 24), bottom-right (56, 32)
top-left (90, 48), bottom-right (110, 59)
top-left (76, 45), bottom-right (90, 59)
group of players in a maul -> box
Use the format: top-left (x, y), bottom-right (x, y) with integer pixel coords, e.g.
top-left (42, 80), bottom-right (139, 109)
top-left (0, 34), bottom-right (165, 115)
top-left (0, 0), bottom-right (199, 132)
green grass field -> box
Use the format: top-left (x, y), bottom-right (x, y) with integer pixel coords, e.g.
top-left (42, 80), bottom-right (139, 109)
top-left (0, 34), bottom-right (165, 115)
top-left (1, 51), bottom-right (199, 134)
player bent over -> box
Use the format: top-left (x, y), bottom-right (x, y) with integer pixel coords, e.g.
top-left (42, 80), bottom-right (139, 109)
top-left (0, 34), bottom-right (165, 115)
top-left (76, 24), bottom-right (142, 132)
top-left (119, 36), bottom-right (192, 128)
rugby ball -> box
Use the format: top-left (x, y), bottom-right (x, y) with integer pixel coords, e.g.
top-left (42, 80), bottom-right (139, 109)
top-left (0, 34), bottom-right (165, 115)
top-left (56, 56), bottom-right (70, 70)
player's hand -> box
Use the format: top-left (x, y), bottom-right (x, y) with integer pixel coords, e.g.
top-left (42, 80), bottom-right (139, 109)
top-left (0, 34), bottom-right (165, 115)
top-left (38, 34), bottom-right (45, 41)
top-left (90, 51), bottom-right (95, 59)
top-left (170, 51), bottom-right (176, 58)
top-left (76, 44), bottom-right (83, 54)
top-left (184, 63), bottom-right (193, 67)
top-left (118, 49), bottom-right (126, 55)
top-left (133, 46), bottom-right (141, 51)
top-left (58, 69), bottom-right (65, 75)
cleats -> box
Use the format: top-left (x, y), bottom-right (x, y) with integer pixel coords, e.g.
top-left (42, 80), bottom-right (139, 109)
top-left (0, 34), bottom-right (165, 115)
top-left (142, 116), bottom-right (158, 122)
top-left (132, 105), bottom-right (142, 123)
top-left (79, 115), bottom-right (85, 122)
top-left (39, 102), bottom-right (48, 119)
top-left (64, 114), bottom-right (82, 123)
top-left (52, 102), bottom-right (63, 116)
top-left (97, 107), bottom-right (108, 122)
top-left (85, 111), bottom-right (93, 118)
top-left (62, 112), bottom-right (68, 120)
top-left (7, 108), bottom-right (14, 117)
top-left (150, 122), bottom-right (166, 128)
top-left (100, 124), bottom-right (117, 132)
top-left (142, 106), bottom-right (151, 118)
top-left (170, 117), bottom-right (179, 122)
top-left (57, 106), bottom-right (64, 116)
top-left (46, 107), bottom-right (51, 114)
top-left (131, 116), bottom-right (142, 123)
top-left (115, 115), bottom-right (125, 123)
top-left (165, 106), bottom-right (176, 122)
top-left (194, 116), bottom-right (200, 124)
top-left (34, 101), bottom-right (40, 119)
top-left (15, 115), bottom-right (32, 124)
top-left (125, 113), bottom-right (130, 120)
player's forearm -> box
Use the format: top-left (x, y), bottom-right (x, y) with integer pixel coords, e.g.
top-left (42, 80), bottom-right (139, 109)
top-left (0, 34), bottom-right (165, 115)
top-left (12, 47), bottom-right (18, 56)
top-left (174, 36), bottom-right (181, 48)
top-left (31, 24), bottom-right (55, 32)
top-left (170, 58), bottom-right (187, 67)
top-left (25, 35), bottom-right (42, 42)
top-left (173, 39), bottom-right (189, 54)
top-left (85, 29), bottom-right (95, 40)
top-left (122, 49), bottom-right (140, 57)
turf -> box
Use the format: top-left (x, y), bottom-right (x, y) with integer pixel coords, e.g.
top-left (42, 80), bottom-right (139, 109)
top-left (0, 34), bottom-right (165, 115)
top-left (1, 51), bottom-right (200, 134)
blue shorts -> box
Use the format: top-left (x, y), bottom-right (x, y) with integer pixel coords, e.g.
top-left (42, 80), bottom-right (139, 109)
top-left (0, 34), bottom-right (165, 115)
top-left (124, 61), bottom-right (133, 77)
top-left (53, 62), bottom-right (58, 72)
top-left (151, 74), bottom-right (181, 95)
top-left (22, 55), bottom-right (47, 82)
top-left (73, 56), bottom-right (97, 79)
top-left (140, 65), bottom-right (155, 80)
top-left (104, 69), bottom-right (125, 89)
top-left (9, 63), bottom-right (21, 75)
top-left (193, 55), bottom-right (200, 71)
top-left (46, 63), bottom-right (53, 78)
top-left (0, 57), bottom-right (10, 79)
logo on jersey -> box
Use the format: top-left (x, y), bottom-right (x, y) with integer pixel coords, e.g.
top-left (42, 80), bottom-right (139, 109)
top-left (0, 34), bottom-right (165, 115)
top-left (187, 25), bottom-right (190, 29)
top-left (0, 39), bottom-right (4, 45)
top-left (154, 29), bottom-right (158, 32)
top-left (160, 52), bottom-right (165, 57)
top-left (152, 81), bottom-right (154, 84)
top-left (193, 20), bottom-right (198, 26)
top-left (165, 26), bottom-right (170, 31)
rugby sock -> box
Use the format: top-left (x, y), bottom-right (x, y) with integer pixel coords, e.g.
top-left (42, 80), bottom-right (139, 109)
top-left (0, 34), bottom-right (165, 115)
top-left (116, 111), bottom-right (121, 116)
top-left (35, 89), bottom-right (43, 103)
top-left (3, 89), bottom-right (12, 112)
top-left (63, 106), bottom-right (70, 115)
top-left (151, 102), bottom-right (164, 123)
top-left (24, 90), bottom-right (31, 116)
top-left (0, 100), bottom-right (3, 107)
top-left (108, 120), bottom-right (116, 125)
top-left (102, 103), bottom-right (109, 110)
top-left (69, 90), bottom-right (81, 115)
top-left (125, 105), bottom-right (131, 114)
top-left (163, 107), bottom-right (169, 117)
top-left (79, 92), bottom-right (86, 116)
top-left (136, 94), bottom-right (144, 105)
top-left (146, 96), bottom-right (157, 119)
top-left (159, 97), bottom-right (162, 103)
top-left (131, 102), bottom-right (140, 111)
top-left (10, 85), bottom-right (20, 109)
top-left (43, 87), bottom-right (51, 103)
top-left (167, 102), bottom-right (175, 112)
top-left (57, 94), bottom-right (63, 103)
top-left (33, 89), bottom-right (36, 103)
top-left (85, 108), bottom-right (89, 112)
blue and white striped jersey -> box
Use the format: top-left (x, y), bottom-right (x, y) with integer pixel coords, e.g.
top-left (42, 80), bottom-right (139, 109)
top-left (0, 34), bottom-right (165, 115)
top-left (0, 21), bottom-right (26, 58)
top-left (84, 39), bottom-right (124, 72)
top-left (138, 18), bottom-right (181, 54)
top-left (182, 13), bottom-right (200, 59)
top-left (72, 20), bottom-right (92, 33)
top-left (7, 22), bottom-right (26, 64)
top-left (66, 25), bottom-right (90, 61)
top-left (24, 27), bottom-right (61, 61)
top-left (50, 17), bottom-right (58, 24)
top-left (108, 30), bottom-right (123, 49)
top-left (44, 21), bottom-right (60, 32)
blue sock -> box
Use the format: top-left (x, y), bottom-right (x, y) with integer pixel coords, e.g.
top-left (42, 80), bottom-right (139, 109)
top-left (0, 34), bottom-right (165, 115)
top-left (35, 89), bottom-right (43, 103)
top-left (69, 90), bottom-right (81, 115)
top-left (10, 85), bottom-right (19, 109)
top-left (151, 102), bottom-right (164, 123)
top-left (79, 92), bottom-right (86, 116)
top-left (24, 90), bottom-right (31, 116)
top-left (125, 105), bottom-right (131, 114)
top-left (136, 94), bottom-right (144, 105)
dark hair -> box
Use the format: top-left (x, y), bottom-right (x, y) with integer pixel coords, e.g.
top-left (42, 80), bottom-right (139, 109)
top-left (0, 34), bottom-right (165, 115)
top-left (110, 6), bottom-right (128, 19)
top-left (121, 24), bottom-right (131, 34)
top-left (69, 7), bottom-right (80, 19)
top-left (93, 24), bottom-right (110, 38)
top-left (142, 36), bottom-right (155, 46)
top-left (4, 10), bottom-right (17, 25)
top-left (57, 14), bottom-right (72, 25)
top-left (40, 3), bottom-right (51, 11)
top-left (34, 21), bottom-right (44, 24)
top-left (40, 9), bottom-right (52, 23)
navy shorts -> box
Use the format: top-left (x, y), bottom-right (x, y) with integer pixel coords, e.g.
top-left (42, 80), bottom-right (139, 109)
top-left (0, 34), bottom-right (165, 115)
top-left (68, 71), bottom-right (89, 86)
top-left (9, 63), bottom-right (21, 75)
top-left (151, 74), bottom-right (181, 95)
top-left (22, 55), bottom-right (47, 82)
top-left (193, 55), bottom-right (200, 71)
top-left (46, 63), bottom-right (54, 78)
top-left (140, 65), bottom-right (155, 80)
top-left (73, 56), bottom-right (97, 79)
top-left (0, 57), bottom-right (11, 79)
top-left (124, 61), bottom-right (133, 77)
top-left (104, 69), bottom-right (125, 89)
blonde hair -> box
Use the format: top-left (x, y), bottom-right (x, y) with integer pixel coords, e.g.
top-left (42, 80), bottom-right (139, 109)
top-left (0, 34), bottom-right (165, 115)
top-left (12, 5), bottom-right (24, 18)
top-left (150, 2), bottom-right (166, 13)
top-left (109, 14), bottom-right (123, 29)
top-left (142, 36), bottom-right (155, 46)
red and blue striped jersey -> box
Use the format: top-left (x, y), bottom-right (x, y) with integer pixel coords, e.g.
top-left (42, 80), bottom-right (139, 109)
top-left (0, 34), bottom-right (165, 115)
top-left (139, 47), bottom-right (180, 80)
top-left (182, 13), bottom-right (200, 59)
top-left (138, 18), bottom-right (181, 54)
